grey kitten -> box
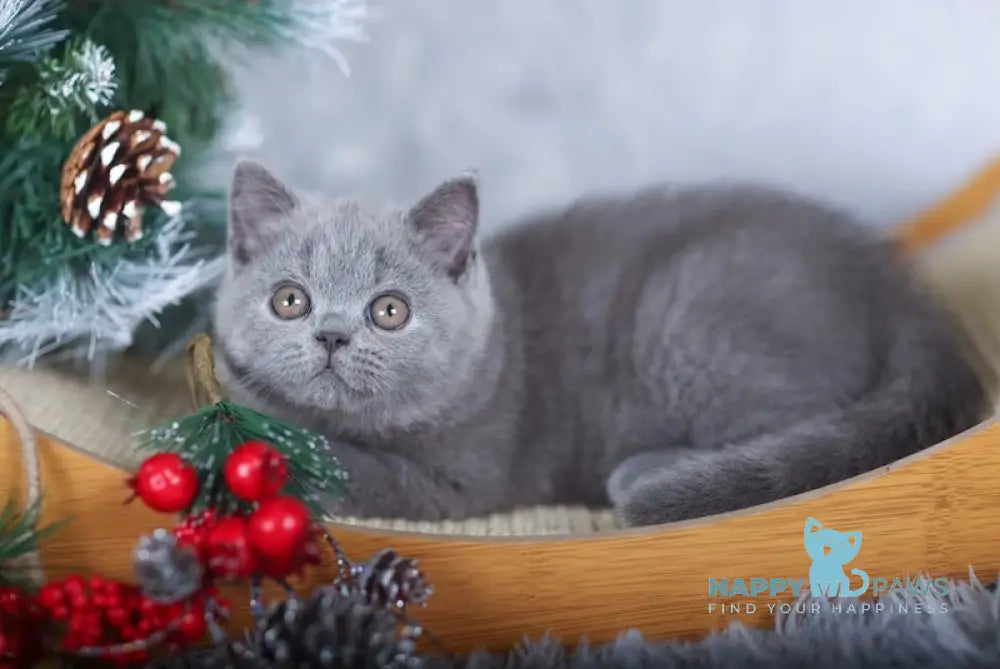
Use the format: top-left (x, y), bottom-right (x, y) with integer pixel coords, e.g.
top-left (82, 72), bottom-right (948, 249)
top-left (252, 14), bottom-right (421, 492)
top-left (213, 160), bottom-right (987, 526)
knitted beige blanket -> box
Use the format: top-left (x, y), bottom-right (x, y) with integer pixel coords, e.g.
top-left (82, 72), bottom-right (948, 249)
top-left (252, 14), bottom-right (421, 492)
top-left (3, 199), bottom-right (1000, 537)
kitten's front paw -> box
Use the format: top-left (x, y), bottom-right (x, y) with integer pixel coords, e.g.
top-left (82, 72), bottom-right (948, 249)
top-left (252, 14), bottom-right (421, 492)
top-left (606, 452), bottom-right (681, 506)
top-left (617, 483), bottom-right (700, 527)
top-left (614, 460), bottom-right (734, 527)
top-left (608, 450), bottom-right (706, 524)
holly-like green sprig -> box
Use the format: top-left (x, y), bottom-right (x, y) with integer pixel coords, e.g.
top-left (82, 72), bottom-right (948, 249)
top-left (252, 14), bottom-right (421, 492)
top-left (140, 401), bottom-right (349, 518)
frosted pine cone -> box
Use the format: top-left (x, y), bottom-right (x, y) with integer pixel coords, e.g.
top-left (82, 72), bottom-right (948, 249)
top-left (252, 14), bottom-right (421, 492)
top-left (132, 528), bottom-right (203, 604)
top-left (60, 109), bottom-right (182, 245)
top-left (359, 549), bottom-right (432, 610)
top-left (255, 588), bottom-right (421, 668)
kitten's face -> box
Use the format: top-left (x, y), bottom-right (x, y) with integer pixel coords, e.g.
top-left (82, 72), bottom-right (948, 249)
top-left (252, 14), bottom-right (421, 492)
top-left (214, 161), bottom-right (491, 431)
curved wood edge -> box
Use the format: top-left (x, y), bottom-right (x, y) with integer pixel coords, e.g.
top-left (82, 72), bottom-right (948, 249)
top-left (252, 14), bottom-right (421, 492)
top-left (3, 417), bottom-right (1000, 652)
top-left (896, 154), bottom-right (1000, 252)
top-left (332, 409), bottom-right (1000, 544)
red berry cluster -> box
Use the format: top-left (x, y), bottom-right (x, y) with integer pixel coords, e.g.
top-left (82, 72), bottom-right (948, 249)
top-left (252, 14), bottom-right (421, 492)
top-left (33, 575), bottom-right (229, 666)
top-left (132, 442), bottom-right (322, 584)
top-left (0, 586), bottom-right (43, 669)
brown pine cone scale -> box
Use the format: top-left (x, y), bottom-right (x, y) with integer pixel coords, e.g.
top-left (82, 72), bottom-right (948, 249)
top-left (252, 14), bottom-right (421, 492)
top-left (60, 109), bottom-right (182, 245)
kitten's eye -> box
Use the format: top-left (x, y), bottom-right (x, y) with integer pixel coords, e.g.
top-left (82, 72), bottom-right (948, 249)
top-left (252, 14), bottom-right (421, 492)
top-left (369, 293), bottom-right (410, 330)
top-left (271, 284), bottom-right (311, 320)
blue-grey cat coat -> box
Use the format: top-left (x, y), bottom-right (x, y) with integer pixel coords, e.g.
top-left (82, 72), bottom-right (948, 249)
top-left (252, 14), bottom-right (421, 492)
top-left (213, 161), bottom-right (987, 526)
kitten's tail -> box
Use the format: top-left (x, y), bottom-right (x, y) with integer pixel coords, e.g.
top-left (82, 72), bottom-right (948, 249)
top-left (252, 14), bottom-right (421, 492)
top-left (618, 315), bottom-right (990, 526)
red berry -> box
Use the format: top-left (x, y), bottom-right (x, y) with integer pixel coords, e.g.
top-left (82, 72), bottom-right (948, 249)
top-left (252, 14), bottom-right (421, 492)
top-left (247, 497), bottom-right (311, 558)
top-left (246, 497), bottom-right (316, 578)
top-left (173, 606), bottom-right (207, 645)
top-left (105, 606), bottom-right (128, 628)
top-left (127, 453), bottom-right (199, 513)
top-left (137, 617), bottom-right (155, 635)
top-left (61, 575), bottom-right (86, 599)
top-left (68, 613), bottom-right (87, 634)
top-left (36, 582), bottom-right (65, 611)
top-left (206, 516), bottom-right (257, 579)
top-left (0, 587), bottom-right (24, 615)
top-left (223, 441), bottom-right (288, 501)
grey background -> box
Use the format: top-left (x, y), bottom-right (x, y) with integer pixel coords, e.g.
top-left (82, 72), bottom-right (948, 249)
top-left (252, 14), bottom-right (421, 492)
top-left (225, 0), bottom-right (1000, 232)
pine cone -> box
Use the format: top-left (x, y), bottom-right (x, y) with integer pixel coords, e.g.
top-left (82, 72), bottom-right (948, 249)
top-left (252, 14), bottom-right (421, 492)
top-left (359, 549), bottom-right (432, 610)
top-left (132, 528), bottom-right (203, 604)
top-left (60, 109), bottom-right (182, 245)
top-left (255, 588), bottom-right (421, 668)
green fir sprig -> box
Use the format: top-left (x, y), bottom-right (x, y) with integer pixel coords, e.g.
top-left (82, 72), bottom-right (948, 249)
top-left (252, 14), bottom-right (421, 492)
top-left (4, 36), bottom-right (116, 140)
top-left (0, 497), bottom-right (65, 591)
top-left (139, 402), bottom-right (349, 518)
top-left (0, 0), bottom-right (68, 83)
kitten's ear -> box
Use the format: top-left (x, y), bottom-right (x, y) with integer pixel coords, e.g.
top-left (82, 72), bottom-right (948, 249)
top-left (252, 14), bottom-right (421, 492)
top-left (228, 159), bottom-right (299, 265)
top-left (407, 175), bottom-right (479, 281)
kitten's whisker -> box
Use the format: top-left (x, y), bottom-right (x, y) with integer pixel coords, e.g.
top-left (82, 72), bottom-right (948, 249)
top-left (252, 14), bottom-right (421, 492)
top-left (351, 361), bottom-right (386, 374)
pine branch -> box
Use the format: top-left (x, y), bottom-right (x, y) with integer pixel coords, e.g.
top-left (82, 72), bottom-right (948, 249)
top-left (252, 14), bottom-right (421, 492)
top-left (139, 402), bottom-right (349, 518)
top-left (0, 0), bottom-right (368, 365)
top-left (0, 138), bottom-right (114, 306)
top-left (0, 211), bottom-right (225, 365)
top-left (0, 497), bottom-right (65, 590)
top-left (4, 37), bottom-right (116, 140)
top-left (0, 0), bottom-right (69, 84)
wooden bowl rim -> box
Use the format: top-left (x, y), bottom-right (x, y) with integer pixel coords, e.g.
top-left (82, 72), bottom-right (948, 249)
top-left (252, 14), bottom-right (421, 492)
top-left (331, 412), bottom-right (999, 543)
top-left (84, 408), bottom-right (996, 545)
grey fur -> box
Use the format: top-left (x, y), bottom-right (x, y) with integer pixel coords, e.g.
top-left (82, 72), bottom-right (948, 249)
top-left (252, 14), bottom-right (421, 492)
top-left (444, 578), bottom-right (1000, 669)
top-left (213, 160), bottom-right (987, 525)
top-left (161, 578), bottom-right (1000, 668)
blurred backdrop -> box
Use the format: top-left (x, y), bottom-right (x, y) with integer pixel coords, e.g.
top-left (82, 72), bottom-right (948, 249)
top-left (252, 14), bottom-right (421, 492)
top-left (223, 0), bottom-right (1000, 231)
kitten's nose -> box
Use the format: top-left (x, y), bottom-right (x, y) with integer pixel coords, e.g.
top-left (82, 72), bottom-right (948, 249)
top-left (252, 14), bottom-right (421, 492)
top-left (315, 330), bottom-right (351, 350)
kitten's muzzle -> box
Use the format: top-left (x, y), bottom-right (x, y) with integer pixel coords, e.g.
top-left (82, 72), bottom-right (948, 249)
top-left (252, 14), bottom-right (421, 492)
top-left (315, 329), bottom-right (351, 351)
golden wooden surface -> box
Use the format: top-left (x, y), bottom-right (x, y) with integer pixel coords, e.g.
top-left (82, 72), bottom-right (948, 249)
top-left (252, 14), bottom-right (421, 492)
top-left (897, 154), bottom-right (1000, 251)
top-left (3, 418), bottom-right (1000, 652)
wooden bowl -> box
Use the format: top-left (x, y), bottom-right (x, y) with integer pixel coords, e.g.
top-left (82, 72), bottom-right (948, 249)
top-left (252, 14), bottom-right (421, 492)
top-left (4, 158), bottom-right (1000, 653)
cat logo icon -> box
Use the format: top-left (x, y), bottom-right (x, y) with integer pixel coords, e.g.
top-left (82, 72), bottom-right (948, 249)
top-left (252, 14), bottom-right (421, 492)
top-left (803, 517), bottom-right (871, 597)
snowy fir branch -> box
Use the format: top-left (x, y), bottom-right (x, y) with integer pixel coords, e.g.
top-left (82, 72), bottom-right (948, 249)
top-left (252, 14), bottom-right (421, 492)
top-left (5, 37), bottom-right (117, 139)
top-left (0, 0), bottom-right (369, 367)
top-left (0, 0), bottom-right (68, 85)
top-left (0, 212), bottom-right (225, 366)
